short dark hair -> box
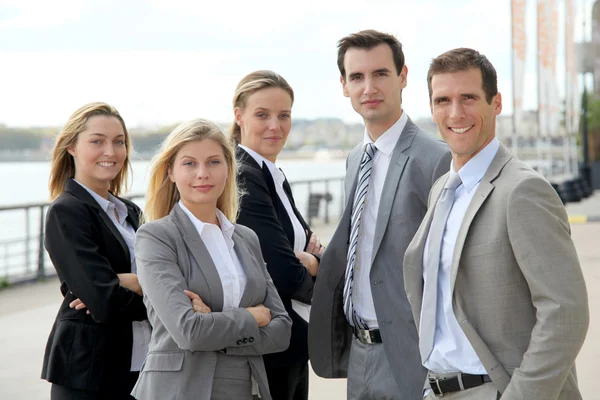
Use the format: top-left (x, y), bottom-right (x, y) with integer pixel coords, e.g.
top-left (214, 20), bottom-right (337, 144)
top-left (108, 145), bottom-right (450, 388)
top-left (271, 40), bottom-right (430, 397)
top-left (427, 48), bottom-right (498, 104)
top-left (337, 30), bottom-right (405, 79)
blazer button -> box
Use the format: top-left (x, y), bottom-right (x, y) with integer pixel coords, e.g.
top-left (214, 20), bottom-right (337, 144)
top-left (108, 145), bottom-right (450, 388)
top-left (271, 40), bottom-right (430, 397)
top-left (236, 340), bottom-right (243, 345)
top-left (243, 338), bottom-right (249, 344)
top-left (249, 337), bottom-right (255, 343)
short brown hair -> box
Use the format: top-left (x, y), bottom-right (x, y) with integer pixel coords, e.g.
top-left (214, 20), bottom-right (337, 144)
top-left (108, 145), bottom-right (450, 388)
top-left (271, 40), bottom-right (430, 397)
top-left (427, 48), bottom-right (498, 104)
top-left (337, 30), bottom-right (405, 79)
top-left (229, 70), bottom-right (294, 146)
top-left (49, 102), bottom-right (131, 200)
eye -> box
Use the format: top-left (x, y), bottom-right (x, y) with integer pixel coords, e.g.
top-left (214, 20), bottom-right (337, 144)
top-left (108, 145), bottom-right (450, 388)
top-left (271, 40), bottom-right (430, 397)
top-left (375, 72), bottom-right (387, 77)
top-left (256, 112), bottom-right (267, 118)
top-left (350, 75), bottom-right (362, 81)
top-left (91, 140), bottom-right (102, 144)
top-left (183, 161), bottom-right (195, 166)
top-left (209, 160), bottom-right (221, 165)
top-left (280, 113), bottom-right (290, 119)
top-left (115, 140), bottom-right (126, 145)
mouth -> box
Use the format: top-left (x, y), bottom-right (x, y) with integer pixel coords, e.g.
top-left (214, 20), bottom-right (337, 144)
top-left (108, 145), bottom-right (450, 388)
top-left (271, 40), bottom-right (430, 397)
top-left (193, 185), bottom-right (214, 192)
top-left (362, 100), bottom-right (382, 107)
top-left (97, 162), bottom-right (117, 168)
top-left (448, 125), bottom-right (474, 134)
top-left (264, 137), bottom-right (282, 142)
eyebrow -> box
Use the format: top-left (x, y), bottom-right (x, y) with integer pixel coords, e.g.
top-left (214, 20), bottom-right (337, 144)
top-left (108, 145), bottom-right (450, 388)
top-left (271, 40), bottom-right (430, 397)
top-left (254, 107), bottom-right (291, 113)
top-left (348, 68), bottom-right (391, 79)
top-left (89, 133), bottom-right (125, 138)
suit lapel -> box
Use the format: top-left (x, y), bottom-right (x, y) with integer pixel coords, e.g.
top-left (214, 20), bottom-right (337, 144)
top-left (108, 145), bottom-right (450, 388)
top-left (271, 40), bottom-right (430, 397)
top-left (172, 205), bottom-right (224, 312)
top-left (232, 229), bottom-right (261, 307)
top-left (65, 179), bottom-right (131, 264)
top-left (371, 119), bottom-right (418, 261)
top-left (449, 144), bottom-right (513, 292)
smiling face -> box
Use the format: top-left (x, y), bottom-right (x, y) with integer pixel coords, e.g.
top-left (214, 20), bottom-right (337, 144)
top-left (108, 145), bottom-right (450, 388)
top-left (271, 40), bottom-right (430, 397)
top-left (430, 67), bottom-right (502, 170)
top-left (235, 87), bottom-right (292, 163)
top-left (168, 139), bottom-right (228, 218)
top-left (341, 43), bottom-right (407, 139)
top-left (68, 115), bottom-right (127, 197)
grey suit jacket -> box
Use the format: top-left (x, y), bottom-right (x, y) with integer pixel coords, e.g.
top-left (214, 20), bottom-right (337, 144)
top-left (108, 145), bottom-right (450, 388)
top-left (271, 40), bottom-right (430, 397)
top-left (404, 144), bottom-right (589, 400)
top-left (308, 117), bottom-right (451, 398)
top-left (131, 204), bottom-right (292, 400)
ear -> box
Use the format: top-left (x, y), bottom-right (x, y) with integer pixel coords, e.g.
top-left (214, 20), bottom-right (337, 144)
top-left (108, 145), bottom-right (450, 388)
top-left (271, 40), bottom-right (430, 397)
top-left (234, 107), bottom-right (243, 127)
top-left (340, 75), bottom-right (349, 98)
top-left (67, 145), bottom-right (76, 157)
top-left (167, 164), bottom-right (175, 183)
top-left (493, 92), bottom-right (502, 115)
top-left (399, 65), bottom-right (408, 90)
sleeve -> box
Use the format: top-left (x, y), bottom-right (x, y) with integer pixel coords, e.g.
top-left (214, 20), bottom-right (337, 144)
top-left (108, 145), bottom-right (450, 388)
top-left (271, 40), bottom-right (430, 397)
top-left (44, 201), bottom-right (146, 323)
top-left (501, 176), bottom-right (589, 399)
top-left (237, 168), bottom-right (314, 303)
top-left (224, 230), bottom-right (292, 356)
top-left (135, 223), bottom-right (263, 352)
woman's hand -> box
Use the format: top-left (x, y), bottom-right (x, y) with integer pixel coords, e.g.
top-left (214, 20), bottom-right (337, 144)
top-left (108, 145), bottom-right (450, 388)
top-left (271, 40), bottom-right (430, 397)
top-left (296, 251), bottom-right (319, 277)
top-left (246, 304), bottom-right (272, 327)
top-left (69, 273), bottom-right (142, 313)
top-left (305, 232), bottom-right (324, 257)
top-left (184, 290), bottom-right (212, 314)
top-left (117, 273), bottom-right (143, 296)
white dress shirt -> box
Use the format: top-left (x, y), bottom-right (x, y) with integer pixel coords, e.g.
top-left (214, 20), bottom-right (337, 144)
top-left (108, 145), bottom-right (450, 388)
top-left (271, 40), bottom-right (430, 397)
top-left (74, 180), bottom-right (151, 372)
top-left (178, 201), bottom-right (247, 311)
top-left (353, 112), bottom-right (408, 328)
top-left (421, 138), bottom-right (499, 374)
top-left (238, 145), bottom-right (311, 321)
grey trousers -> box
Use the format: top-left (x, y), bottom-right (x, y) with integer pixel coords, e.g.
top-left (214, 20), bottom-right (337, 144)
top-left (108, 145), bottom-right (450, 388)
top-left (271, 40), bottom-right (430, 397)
top-left (347, 336), bottom-right (403, 400)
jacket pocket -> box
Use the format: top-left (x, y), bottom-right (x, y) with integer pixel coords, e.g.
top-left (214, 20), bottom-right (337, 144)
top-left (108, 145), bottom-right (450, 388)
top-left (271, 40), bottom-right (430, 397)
top-left (143, 352), bottom-right (185, 372)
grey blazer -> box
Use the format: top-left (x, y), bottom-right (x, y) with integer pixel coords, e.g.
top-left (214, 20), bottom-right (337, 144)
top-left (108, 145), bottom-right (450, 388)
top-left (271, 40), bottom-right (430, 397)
top-left (404, 144), bottom-right (589, 400)
top-left (131, 204), bottom-right (292, 400)
top-left (308, 117), bottom-right (451, 398)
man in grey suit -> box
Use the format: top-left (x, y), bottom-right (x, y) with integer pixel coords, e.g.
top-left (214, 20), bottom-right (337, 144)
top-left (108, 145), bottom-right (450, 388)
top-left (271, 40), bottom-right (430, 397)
top-left (308, 30), bottom-right (451, 399)
top-left (403, 48), bottom-right (589, 399)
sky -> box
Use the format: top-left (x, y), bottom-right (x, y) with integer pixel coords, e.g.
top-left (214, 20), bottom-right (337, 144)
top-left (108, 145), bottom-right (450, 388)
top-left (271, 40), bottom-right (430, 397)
top-left (0, 0), bottom-right (595, 128)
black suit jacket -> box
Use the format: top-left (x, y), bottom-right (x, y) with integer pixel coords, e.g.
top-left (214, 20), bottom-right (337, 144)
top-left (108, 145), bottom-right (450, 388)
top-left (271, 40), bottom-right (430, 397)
top-left (41, 179), bottom-right (147, 393)
top-left (236, 147), bottom-right (315, 367)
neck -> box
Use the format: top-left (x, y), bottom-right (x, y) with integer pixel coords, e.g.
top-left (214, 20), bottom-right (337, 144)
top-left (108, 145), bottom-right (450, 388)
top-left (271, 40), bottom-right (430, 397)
top-left (182, 200), bottom-right (218, 225)
top-left (74, 174), bottom-right (110, 199)
top-left (240, 142), bottom-right (277, 164)
top-left (365, 109), bottom-right (402, 141)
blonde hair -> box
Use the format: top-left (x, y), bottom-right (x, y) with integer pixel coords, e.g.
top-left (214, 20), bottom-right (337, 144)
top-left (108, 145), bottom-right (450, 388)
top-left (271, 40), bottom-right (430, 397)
top-left (229, 70), bottom-right (294, 146)
top-left (49, 102), bottom-right (131, 200)
top-left (145, 119), bottom-right (239, 222)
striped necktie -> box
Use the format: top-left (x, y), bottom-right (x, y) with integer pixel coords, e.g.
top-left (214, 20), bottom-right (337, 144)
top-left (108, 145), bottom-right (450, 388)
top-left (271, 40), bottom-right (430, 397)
top-left (419, 172), bottom-right (462, 362)
top-left (343, 143), bottom-right (377, 329)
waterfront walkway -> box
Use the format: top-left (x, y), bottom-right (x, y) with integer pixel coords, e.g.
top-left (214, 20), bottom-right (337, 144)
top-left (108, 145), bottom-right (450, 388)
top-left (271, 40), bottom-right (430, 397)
top-left (1, 193), bottom-right (599, 399)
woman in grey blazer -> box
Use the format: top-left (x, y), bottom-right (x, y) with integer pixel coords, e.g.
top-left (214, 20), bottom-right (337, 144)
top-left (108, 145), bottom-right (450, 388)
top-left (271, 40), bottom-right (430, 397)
top-left (132, 119), bottom-right (292, 400)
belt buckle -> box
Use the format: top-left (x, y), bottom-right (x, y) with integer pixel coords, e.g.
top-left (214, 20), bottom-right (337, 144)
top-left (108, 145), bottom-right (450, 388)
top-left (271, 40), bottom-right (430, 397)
top-left (429, 377), bottom-right (444, 397)
top-left (355, 328), bottom-right (373, 344)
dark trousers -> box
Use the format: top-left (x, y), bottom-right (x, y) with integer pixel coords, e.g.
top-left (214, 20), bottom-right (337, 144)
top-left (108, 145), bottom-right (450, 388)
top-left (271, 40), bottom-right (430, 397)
top-left (51, 372), bottom-right (139, 400)
top-left (264, 361), bottom-right (309, 400)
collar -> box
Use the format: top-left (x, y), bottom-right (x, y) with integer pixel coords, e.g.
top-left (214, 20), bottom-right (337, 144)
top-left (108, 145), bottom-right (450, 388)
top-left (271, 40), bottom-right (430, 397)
top-left (452, 137), bottom-right (500, 193)
top-left (177, 200), bottom-right (235, 247)
top-left (73, 179), bottom-right (128, 222)
top-left (362, 111), bottom-right (408, 157)
top-left (237, 144), bottom-right (285, 184)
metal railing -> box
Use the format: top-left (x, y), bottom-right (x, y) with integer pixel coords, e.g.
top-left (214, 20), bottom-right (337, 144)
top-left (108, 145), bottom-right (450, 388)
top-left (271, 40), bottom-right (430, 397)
top-left (0, 177), bottom-right (344, 285)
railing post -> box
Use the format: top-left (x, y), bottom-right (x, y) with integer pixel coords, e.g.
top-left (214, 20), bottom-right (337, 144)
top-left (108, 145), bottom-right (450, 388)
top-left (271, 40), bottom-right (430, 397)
top-left (307, 181), bottom-right (313, 226)
top-left (25, 207), bottom-right (31, 274)
top-left (37, 206), bottom-right (46, 280)
top-left (325, 180), bottom-right (330, 224)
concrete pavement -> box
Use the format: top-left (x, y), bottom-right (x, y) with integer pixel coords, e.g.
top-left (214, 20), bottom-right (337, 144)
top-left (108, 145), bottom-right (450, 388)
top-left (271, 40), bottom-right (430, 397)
top-left (0, 221), bottom-right (598, 399)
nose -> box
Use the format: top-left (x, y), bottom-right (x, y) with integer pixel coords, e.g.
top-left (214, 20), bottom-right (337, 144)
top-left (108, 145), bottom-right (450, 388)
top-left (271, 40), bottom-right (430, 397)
top-left (449, 101), bottom-right (466, 120)
top-left (103, 143), bottom-right (116, 157)
top-left (267, 116), bottom-right (279, 131)
top-left (196, 163), bottom-right (210, 179)
top-left (363, 77), bottom-right (377, 96)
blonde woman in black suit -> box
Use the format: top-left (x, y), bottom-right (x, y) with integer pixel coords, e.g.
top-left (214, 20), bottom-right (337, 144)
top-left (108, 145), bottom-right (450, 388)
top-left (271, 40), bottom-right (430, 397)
top-left (132, 119), bottom-right (291, 400)
top-left (42, 102), bottom-right (149, 400)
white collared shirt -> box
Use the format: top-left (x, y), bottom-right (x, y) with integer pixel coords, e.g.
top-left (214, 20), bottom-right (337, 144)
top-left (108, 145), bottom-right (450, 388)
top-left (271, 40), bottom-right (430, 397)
top-left (421, 138), bottom-right (500, 374)
top-left (73, 180), bottom-right (151, 372)
top-left (353, 111), bottom-right (408, 328)
top-left (238, 145), bottom-right (311, 321)
top-left (178, 201), bottom-right (247, 311)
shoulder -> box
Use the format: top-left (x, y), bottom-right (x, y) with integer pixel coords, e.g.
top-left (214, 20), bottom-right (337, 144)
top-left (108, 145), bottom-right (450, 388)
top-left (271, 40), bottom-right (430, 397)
top-left (138, 214), bottom-right (179, 241)
top-left (411, 128), bottom-right (449, 158)
top-left (47, 192), bottom-right (94, 220)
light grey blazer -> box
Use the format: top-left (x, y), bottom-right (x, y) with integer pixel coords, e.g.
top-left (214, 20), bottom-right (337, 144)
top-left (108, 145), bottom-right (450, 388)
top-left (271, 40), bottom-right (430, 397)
top-left (131, 204), bottom-right (292, 400)
top-left (308, 117), bottom-right (451, 398)
top-left (404, 144), bottom-right (589, 400)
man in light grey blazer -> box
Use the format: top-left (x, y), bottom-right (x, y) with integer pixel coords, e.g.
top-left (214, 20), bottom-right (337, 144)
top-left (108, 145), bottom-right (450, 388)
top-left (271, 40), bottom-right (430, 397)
top-left (403, 48), bottom-right (589, 399)
top-left (132, 204), bottom-right (292, 400)
top-left (308, 30), bottom-right (451, 399)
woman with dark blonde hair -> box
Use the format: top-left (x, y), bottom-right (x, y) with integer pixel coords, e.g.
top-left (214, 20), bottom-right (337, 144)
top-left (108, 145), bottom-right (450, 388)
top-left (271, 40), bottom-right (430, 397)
top-left (42, 102), bottom-right (149, 400)
top-left (131, 118), bottom-right (291, 400)
top-left (231, 70), bottom-right (324, 400)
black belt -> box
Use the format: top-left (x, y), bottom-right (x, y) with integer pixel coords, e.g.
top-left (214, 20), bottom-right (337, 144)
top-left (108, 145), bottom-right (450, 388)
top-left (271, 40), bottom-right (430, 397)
top-left (352, 327), bottom-right (382, 344)
top-left (429, 373), bottom-right (492, 396)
